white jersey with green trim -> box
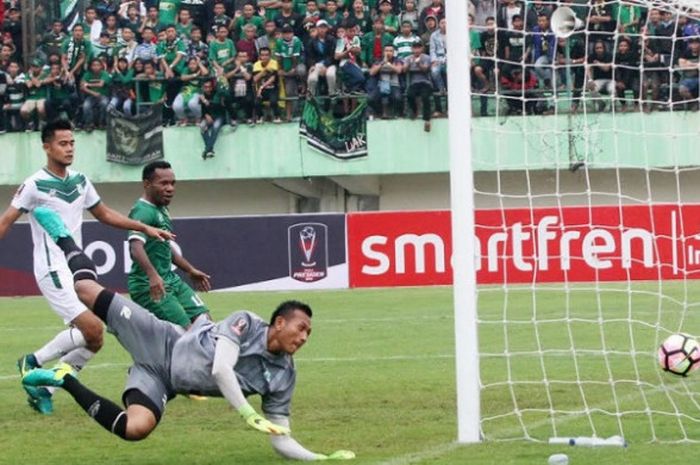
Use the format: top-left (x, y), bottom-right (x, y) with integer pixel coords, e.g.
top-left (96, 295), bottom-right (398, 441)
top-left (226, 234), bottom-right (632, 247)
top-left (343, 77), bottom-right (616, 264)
top-left (11, 168), bottom-right (101, 278)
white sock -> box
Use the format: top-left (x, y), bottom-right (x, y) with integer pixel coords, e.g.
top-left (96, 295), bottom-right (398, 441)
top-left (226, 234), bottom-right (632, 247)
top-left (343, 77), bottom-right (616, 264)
top-left (46, 348), bottom-right (96, 395)
top-left (33, 327), bottom-right (87, 366)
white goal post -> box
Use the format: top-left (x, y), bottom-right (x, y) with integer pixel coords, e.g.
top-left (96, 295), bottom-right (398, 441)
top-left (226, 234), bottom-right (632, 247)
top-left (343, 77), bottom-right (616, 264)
top-left (449, 0), bottom-right (700, 444)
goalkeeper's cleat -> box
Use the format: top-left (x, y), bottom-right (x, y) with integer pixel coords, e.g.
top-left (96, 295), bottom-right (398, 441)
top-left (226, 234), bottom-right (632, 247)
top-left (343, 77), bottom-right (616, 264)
top-left (22, 363), bottom-right (74, 388)
top-left (25, 386), bottom-right (53, 415)
top-left (33, 206), bottom-right (72, 242)
top-left (187, 394), bottom-right (208, 401)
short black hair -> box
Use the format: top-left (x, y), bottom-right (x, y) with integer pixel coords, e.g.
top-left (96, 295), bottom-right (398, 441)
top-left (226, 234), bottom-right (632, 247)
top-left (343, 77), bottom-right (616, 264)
top-left (269, 300), bottom-right (313, 325)
top-left (41, 119), bottom-right (73, 143)
top-left (259, 46), bottom-right (271, 54)
top-left (142, 160), bottom-right (172, 181)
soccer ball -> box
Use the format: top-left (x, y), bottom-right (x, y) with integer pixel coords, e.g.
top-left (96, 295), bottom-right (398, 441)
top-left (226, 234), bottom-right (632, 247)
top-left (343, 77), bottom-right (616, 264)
top-left (658, 334), bottom-right (700, 377)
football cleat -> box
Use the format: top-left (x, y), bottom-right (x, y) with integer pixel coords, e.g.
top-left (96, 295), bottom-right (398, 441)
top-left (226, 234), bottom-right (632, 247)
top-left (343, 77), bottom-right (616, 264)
top-left (22, 363), bottom-right (74, 388)
top-left (33, 206), bottom-right (72, 242)
top-left (25, 386), bottom-right (53, 415)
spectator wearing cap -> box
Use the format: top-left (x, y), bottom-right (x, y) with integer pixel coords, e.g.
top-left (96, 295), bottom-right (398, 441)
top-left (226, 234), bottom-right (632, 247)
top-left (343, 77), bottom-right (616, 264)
top-left (367, 44), bottom-right (403, 118)
top-left (429, 16), bottom-right (446, 95)
top-left (321, 0), bottom-right (343, 31)
top-left (334, 21), bottom-right (365, 93)
top-left (403, 40), bottom-right (433, 131)
top-left (252, 46), bottom-right (282, 123)
top-left (399, 0), bottom-right (420, 33)
top-left (378, 0), bottom-right (399, 36)
top-left (80, 58), bottom-right (112, 131)
top-left (306, 19), bottom-right (338, 96)
top-left (275, 0), bottom-right (304, 37)
top-left (237, 23), bottom-right (259, 63)
top-left (420, 15), bottom-right (437, 55)
top-left (362, 18), bottom-right (393, 68)
top-left (678, 36), bottom-right (700, 108)
top-left (18, 59), bottom-right (48, 130)
top-left (233, 3), bottom-right (265, 40)
top-left (276, 24), bottom-right (306, 121)
top-left (61, 24), bottom-right (92, 82)
top-left (349, 0), bottom-right (372, 34)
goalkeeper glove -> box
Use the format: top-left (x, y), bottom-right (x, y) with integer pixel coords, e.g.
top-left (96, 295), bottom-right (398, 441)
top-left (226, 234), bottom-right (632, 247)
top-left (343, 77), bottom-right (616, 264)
top-left (316, 450), bottom-right (356, 460)
top-left (238, 404), bottom-right (290, 435)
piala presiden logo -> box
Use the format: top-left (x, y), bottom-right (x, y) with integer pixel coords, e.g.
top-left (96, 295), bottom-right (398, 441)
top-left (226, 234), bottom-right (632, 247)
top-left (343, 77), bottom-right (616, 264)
top-left (288, 223), bottom-right (328, 282)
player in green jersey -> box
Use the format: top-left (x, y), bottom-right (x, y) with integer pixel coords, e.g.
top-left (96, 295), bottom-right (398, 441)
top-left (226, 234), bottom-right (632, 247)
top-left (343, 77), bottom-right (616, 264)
top-left (127, 161), bottom-right (211, 329)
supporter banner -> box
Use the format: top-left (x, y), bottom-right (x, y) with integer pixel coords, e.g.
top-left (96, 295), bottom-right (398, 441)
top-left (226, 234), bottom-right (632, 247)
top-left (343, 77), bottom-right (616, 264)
top-left (347, 205), bottom-right (700, 288)
top-left (300, 95), bottom-right (368, 159)
top-left (106, 105), bottom-right (163, 165)
top-left (0, 214), bottom-right (347, 296)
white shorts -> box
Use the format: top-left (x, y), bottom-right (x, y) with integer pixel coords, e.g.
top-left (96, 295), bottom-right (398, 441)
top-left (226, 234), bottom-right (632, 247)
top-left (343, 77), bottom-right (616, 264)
top-left (36, 267), bottom-right (88, 324)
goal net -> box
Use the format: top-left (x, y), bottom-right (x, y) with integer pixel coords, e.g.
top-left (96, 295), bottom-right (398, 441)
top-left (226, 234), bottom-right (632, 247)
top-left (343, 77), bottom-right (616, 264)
top-left (467, 0), bottom-right (700, 443)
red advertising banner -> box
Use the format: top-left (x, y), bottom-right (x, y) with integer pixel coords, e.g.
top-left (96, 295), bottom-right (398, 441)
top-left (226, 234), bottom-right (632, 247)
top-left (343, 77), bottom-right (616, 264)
top-left (347, 205), bottom-right (700, 288)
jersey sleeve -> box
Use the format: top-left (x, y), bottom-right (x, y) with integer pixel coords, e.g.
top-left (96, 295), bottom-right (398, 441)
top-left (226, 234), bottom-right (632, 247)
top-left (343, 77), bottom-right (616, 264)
top-left (127, 203), bottom-right (152, 243)
top-left (215, 311), bottom-right (255, 346)
top-left (83, 177), bottom-right (101, 210)
top-left (10, 181), bottom-right (37, 213)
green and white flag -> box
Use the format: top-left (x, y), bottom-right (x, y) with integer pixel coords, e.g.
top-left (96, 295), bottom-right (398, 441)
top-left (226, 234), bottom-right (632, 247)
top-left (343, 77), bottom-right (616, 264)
top-left (300, 96), bottom-right (368, 160)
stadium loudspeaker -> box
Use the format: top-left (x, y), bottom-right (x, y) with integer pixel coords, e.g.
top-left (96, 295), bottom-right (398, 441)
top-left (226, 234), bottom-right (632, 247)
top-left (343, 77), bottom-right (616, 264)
top-left (551, 6), bottom-right (584, 38)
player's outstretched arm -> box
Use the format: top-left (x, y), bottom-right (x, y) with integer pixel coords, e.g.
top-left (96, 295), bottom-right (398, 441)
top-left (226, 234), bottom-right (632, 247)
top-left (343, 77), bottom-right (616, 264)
top-left (211, 337), bottom-right (290, 435)
top-left (267, 415), bottom-right (355, 461)
top-left (171, 247), bottom-right (211, 292)
top-left (90, 202), bottom-right (174, 241)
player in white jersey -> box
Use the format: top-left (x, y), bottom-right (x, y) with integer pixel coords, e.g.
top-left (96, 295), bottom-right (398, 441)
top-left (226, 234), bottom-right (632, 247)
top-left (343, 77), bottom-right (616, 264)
top-left (23, 207), bottom-right (355, 461)
top-left (0, 120), bottom-right (172, 415)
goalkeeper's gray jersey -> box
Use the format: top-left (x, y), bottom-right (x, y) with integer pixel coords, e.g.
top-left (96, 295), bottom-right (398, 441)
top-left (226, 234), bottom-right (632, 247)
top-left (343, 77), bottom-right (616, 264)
top-left (170, 311), bottom-right (297, 416)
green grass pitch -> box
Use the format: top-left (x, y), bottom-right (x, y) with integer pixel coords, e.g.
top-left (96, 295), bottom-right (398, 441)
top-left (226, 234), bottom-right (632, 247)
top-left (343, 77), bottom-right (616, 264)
top-left (2, 285), bottom-right (700, 465)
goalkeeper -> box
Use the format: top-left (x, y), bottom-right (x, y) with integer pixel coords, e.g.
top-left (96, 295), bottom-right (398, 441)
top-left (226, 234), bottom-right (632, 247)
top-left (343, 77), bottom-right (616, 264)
top-left (22, 207), bottom-right (355, 461)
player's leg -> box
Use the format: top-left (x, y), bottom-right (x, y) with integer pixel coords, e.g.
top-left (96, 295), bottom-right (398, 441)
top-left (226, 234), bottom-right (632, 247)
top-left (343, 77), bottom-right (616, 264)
top-left (22, 363), bottom-right (162, 441)
top-left (172, 278), bottom-right (209, 323)
top-left (130, 287), bottom-right (193, 328)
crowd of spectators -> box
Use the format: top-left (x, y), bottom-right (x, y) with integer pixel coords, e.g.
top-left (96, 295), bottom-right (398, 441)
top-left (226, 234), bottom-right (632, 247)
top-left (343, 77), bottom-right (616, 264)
top-left (0, 0), bottom-right (699, 136)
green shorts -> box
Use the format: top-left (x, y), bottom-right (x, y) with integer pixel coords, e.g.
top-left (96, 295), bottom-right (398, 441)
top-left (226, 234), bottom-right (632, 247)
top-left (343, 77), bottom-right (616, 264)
top-left (129, 277), bottom-right (208, 328)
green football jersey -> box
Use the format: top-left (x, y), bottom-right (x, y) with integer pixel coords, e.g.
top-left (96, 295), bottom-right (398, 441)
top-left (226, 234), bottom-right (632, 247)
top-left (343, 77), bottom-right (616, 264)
top-left (159, 0), bottom-right (182, 25)
top-left (127, 198), bottom-right (177, 287)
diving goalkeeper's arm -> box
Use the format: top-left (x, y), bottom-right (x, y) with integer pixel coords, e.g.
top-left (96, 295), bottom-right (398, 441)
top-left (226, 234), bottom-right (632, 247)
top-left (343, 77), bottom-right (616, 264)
top-left (211, 337), bottom-right (355, 461)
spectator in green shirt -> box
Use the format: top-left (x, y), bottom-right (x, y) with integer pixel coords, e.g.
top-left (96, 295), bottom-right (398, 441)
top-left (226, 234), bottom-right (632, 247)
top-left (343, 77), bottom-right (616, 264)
top-left (362, 18), bottom-right (394, 67)
top-left (378, 0), bottom-right (398, 35)
top-left (173, 56), bottom-right (209, 124)
top-left (80, 58), bottom-right (112, 131)
top-left (275, 24), bottom-right (306, 121)
top-left (109, 57), bottom-right (135, 116)
top-left (61, 24), bottom-right (92, 81)
top-left (232, 3), bottom-right (265, 40)
top-left (157, 25), bottom-right (187, 77)
top-left (135, 60), bottom-right (166, 110)
top-left (159, 0), bottom-right (182, 26)
top-left (19, 60), bottom-right (49, 129)
top-left (45, 62), bottom-right (79, 122)
top-left (321, 0), bottom-right (342, 30)
top-left (209, 24), bottom-right (237, 74)
top-left (176, 9), bottom-right (195, 40)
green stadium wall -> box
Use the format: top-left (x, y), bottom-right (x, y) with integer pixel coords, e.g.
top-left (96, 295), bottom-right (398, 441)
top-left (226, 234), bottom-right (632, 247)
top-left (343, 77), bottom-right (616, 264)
top-left (2, 111), bottom-right (699, 186)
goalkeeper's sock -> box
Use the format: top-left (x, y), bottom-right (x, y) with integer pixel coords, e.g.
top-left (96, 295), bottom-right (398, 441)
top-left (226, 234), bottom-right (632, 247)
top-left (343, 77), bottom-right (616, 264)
top-left (54, 237), bottom-right (98, 282)
top-left (62, 375), bottom-right (128, 440)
